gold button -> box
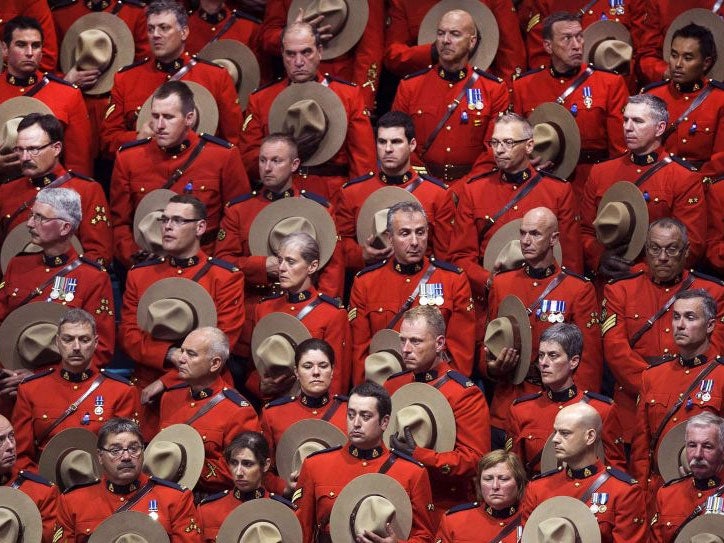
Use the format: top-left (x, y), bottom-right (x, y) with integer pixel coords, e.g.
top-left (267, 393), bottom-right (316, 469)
top-left (45, 268), bottom-right (50, 273)
top-left (446, 147), bottom-right (451, 152)
top-left (377, 308), bottom-right (383, 313)
top-left (362, 461), bottom-right (368, 466)
top-left (190, 402), bottom-right (196, 407)
top-left (665, 328), bottom-right (670, 332)
top-left (177, 269), bottom-right (182, 275)
top-left (634, 314), bottom-right (639, 318)
top-left (558, 405), bottom-right (563, 409)
top-left (73, 385), bottom-right (79, 391)
top-left (636, 168), bottom-right (642, 173)
top-left (202, 435), bottom-right (207, 441)
top-left (405, 278), bottom-right (410, 283)
top-left (575, 482), bottom-right (580, 487)
top-left (329, 491), bottom-right (335, 497)
top-left (533, 282), bottom-right (538, 287)
top-left (42, 414), bottom-right (48, 419)
top-left (312, 410), bottom-right (318, 415)
top-left (697, 493), bottom-right (702, 498)
top-left (140, 187), bottom-right (145, 192)
top-left (446, 126), bottom-right (451, 131)
top-left (673, 417), bottom-right (678, 422)
top-left (172, 155), bottom-right (178, 159)
top-left (513, 205), bottom-right (518, 210)
top-left (664, 348), bottom-right (669, 353)
top-left (290, 306), bottom-right (296, 310)
top-left (120, 497), bottom-right (125, 502)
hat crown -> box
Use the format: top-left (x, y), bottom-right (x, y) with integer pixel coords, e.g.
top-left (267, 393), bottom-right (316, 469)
top-left (537, 518), bottom-right (578, 543)
top-left (593, 39), bottom-right (632, 72)
top-left (283, 99), bottom-right (327, 159)
top-left (0, 508), bottom-right (21, 542)
top-left (144, 441), bottom-right (185, 483)
top-left (495, 240), bottom-right (525, 272)
top-left (304, 0), bottom-right (348, 35)
top-left (292, 441), bottom-right (326, 474)
top-left (213, 58), bottom-right (239, 85)
top-left (484, 317), bottom-right (516, 358)
top-left (593, 201), bottom-right (634, 248)
top-left (114, 535), bottom-right (150, 543)
top-left (75, 28), bottom-right (113, 71)
top-left (255, 334), bottom-right (296, 374)
top-left (691, 534), bottom-right (724, 543)
top-left (240, 521), bottom-right (283, 543)
top-left (136, 211), bottom-right (164, 255)
top-left (393, 404), bottom-right (435, 448)
top-left (269, 216), bottom-right (316, 254)
top-left (146, 299), bottom-right (195, 341)
top-left (365, 351), bottom-right (403, 385)
top-left (59, 449), bottom-right (99, 491)
top-left (533, 123), bottom-right (562, 164)
top-left (352, 496), bottom-right (396, 538)
top-left (372, 208), bottom-right (390, 247)
top-left (18, 323), bottom-right (60, 366)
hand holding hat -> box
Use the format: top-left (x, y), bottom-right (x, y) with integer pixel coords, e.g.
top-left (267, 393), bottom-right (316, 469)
top-left (389, 425), bottom-right (417, 456)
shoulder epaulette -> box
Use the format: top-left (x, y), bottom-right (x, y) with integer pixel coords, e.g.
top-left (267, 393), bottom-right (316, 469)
top-left (210, 257), bottom-right (240, 273)
top-left (319, 293), bottom-right (343, 308)
top-left (403, 66), bottom-right (434, 80)
top-left (223, 388), bottom-right (251, 407)
top-left (583, 391), bottom-right (613, 404)
top-left (232, 9), bottom-right (262, 24)
top-left (512, 392), bottom-right (543, 405)
top-left (300, 190), bottom-right (330, 208)
top-left (589, 65), bottom-right (618, 75)
top-left (266, 395), bottom-right (296, 408)
top-left (166, 382), bottom-right (188, 391)
top-left (446, 502), bottom-right (479, 515)
top-left (606, 466), bottom-right (637, 484)
top-left (516, 66), bottom-right (545, 79)
top-left (227, 191), bottom-right (257, 207)
top-left (325, 73), bottom-right (355, 86)
top-left (466, 168), bottom-right (498, 183)
top-left (333, 394), bottom-right (349, 402)
top-left (62, 479), bottom-right (100, 493)
top-left (606, 270), bottom-right (644, 284)
top-left (446, 370), bottom-right (476, 388)
top-left (79, 256), bottom-right (104, 271)
top-left (419, 173), bottom-right (447, 189)
top-left (17, 470), bottom-right (53, 487)
top-left (20, 368), bottom-right (54, 384)
top-left (200, 490), bottom-right (228, 504)
top-left (200, 133), bottom-right (233, 148)
top-left (430, 257), bottom-right (462, 274)
top-left (561, 267), bottom-right (590, 282)
top-left (663, 474), bottom-right (692, 487)
top-left (691, 270), bottom-right (724, 286)
top-left (669, 155), bottom-right (698, 171)
top-left (473, 67), bottom-right (504, 83)
top-left (539, 169), bottom-right (568, 182)
top-left (646, 354), bottom-right (677, 368)
top-left (270, 493), bottom-right (297, 509)
top-left (130, 256), bottom-right (165, 269)
top-left (120, 0), bottom-right (146, 7)
top-left (49, 0), bottom-right (77, 9)
top-left (100, 369), bottom-right (132, 385)
top-left (532, 467), bottom-right (562, 480)
top-left (45, 73), bottom-right (76, 88)
top-left (118, 58), bottom-right (149, 73)
top-left (641, 80), bottom-right (669, 93)
top-left (391, 449), bottom-right (424, 467)
top-left (709, 80), bottom-right (724, 91)
top-left (118, 138), bottom-right (152, 152)
top-left (387, 369), bottom-right (413, 380)
top-left (193, 56), bottom-right (226, 70)
top-left (343, 172), bottom-right (375, 188)
top-left (151, 476), bottom-right (186, 491)
top-left (252, 77), bottom-right (283, 94)
top-left (355, 259), bottom-right (387, 277)
top-left (68, 171), bottom-right (95, 182)
top-left (260, 292), bottom-right (285, 303)
top-left (717, 355), bottom-right (724, 365)
top-left (306, 445), bottom-right (342, 460)
top-left (492, 267), bottom-right (519, 278)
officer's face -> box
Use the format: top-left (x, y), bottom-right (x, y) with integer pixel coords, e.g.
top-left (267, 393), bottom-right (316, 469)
top-left (1, 28), bottom-right (42, 77)
top-left (57, 321), bottom-right (98, 372)
top-left (258, 140), bottom-right (299, 192)
top-left (27, 201), bottom-right (72, 247)
top-left (491, 121), bottom-right (533, 174)
top-left (161, 202), bottom-right (206, 256)
top-left (669, 37), bottom-right (713, 85)
top-left (377, 126), bottom-right (415, 177)
top-left (17, 124), bottom-right (62, 178)
top-left (551, 410), bottom-right (595, 464)
top-left (520, 210), bottom-right (558, 267)
top-left (278, 242), bottom-right (318, 292)
top-left (399, 317), bottom-right (444, 373)
top-left (282, 27), bottom-right (321, 83)
top-left (228, 447), bottom-right (270, 494)
top-left (645, 225), bottom-right (688, 283)
top-left (537, 340), bottom-right (578, 391)
top-left (479, 462), bottom-right (518, 510)
top-left (98, 431), bottom-right (144, 485)
top-left (347, 394), bottom-right (389, 449)
top-left (0, 416), bottom-right (16, 473)
top-left (435, 11), bottom-right (477, 70)
top-left (622, 102), bottom-right (666, 154)
top-left (672, 298), bottom-right (715, 354)
top-left (147, 11), bottom-right (188, 63)
top-left (177, 330), bottom-right (221, 385)
top-left (686, 424), bottom-right (724, 480)
top-left (151, 94), bottom-right (195, 149)
top-left (295, 348), bottom-right (333, 397)
top-left (544, 21), bottom-right (584, 72)
top-left (386, 211), bottom-right (428, 265)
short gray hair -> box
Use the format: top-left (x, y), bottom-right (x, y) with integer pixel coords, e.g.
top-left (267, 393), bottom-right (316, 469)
top-left (146, 0), bottom-right (188, 27)
top-left (648, 217), bottom-right (688, 247)
top-left (495, 112), bottom-right (533, 139)
top-left (686, 412), bottom-right (724, 450)
top-left (58, 308), bottom-right (96, 336)
top-left (674, 289), bottom-right (717, 323)
top-left (540, 323), bottom-right (583, 359)
top-left (278, 232), bottom-right (320, 265)
top-left (197, 326), bottom-right (230, 364)
top-left (386, 201), bottom-right (427, 233)
top-left (628, 94), bottom-right (669, 125)
top-left (402, 305), bottom-right (446, 338)
top-left (35, 188), bottom-right (82, 232)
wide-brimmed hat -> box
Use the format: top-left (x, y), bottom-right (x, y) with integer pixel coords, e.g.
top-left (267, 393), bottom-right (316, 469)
top-left (329, 473), bottom-right (412, 543)
top-left (593, 181), bottom-right (648, 262)
top-left (136, 278), bottom-right (217, 341)
top-left (268, 81), bottom-right (347, 166)
top-left (528, 103), bottom-right (581, 180)
top-left (275, 419), bottom-right (347, 482)
top-left (418, 0), bottom-right (499, 71)
top-left (248, 197), bottom-right (337, 268)
top-left (482, 219), bottom-right (562, 273)
top-left (522, 496), bottom-right (600, 543)
top-left (664, 9), bottom-right (724, 81)
top-left (674, 514), bottom-right (724, 543)
top-left (0, 488), bottom-right (42, 543)
top-left (484, 295), bottom-right (532, 385)
top-left (355, 187), bottom-right (420, 249)
top-left (216, 498), bottom-right (303, 543)
top-left (136, 81), bottom-right (219, 135)
top-left (144, 424), bottom-right (204, 490)
top-left (132, 189), bottom-right (176, 256)
top-left (38, 428), bottom-right (100, 492)
top-left (383, 382), bottom-right (456, 452)
top-left (0, 97), bottom-right (53, 152)
top-left (1, 223), bottom-right (84, 274)
top-left (60, 12), bottom-right (135, 95)
top-left (287, 0), bottom-right (369, 60)
top-left (540, 433), bottom-right (606, 473)
top-left (657, 421), bottom-right (691, 483)
top-left (583, 20), bottom-right (632, 73)
top-left (89, 511), bottom-right (170, 543)
top-left (197, 39), bottom-right (260, 109)
top-left (365, 329), bottom-right (403, 384)
top-left (0, 302), bottom-right (68, 370)
top-left (251, 312), bottom-right (311, 377)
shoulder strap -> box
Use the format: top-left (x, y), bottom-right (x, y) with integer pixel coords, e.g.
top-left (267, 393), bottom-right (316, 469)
top-left (184, 391), bottom-right (226, 425)
top-left (556, 67), bottom-right (594, 105)
top-left (24, 76), bottom-right (51, 98)
top-left (486, 514), bottom-right (522, 543)
top-left (169, 59), bottom-right (197, 82)
top-left (633, 156), bottom-right (672, 188)
top-left (1, 172), bottom-right (75, 237)
top-left (321, 396), bottom-right (344, 422)
top-left (19, 257), bottom-right (83, 306)
top-left (526, 272), bottom-right (567, 314)
top-left (191, 260), bottom-right (214, 282)
top-left (578, 0), bottom-right (600, 16)
top-left (672, 482), bottom-right (724, 540)
top-left (378, 455), bottom-right (397, 474)
top-left (404, 177), bottom-right (424, 194)
top-left (115, 480), bottom-right (155, 513)
top-left (579, 471), bottom-right (611, 503)
top-left (478, 173), bottom-right (544, 242)
top-left (296, 297), bottom-right (324, 321)
top-left (210, 12), bottom-right (238, 42)
top-left (163, 139), bottom-right (208, 190)
top-left (386, 263), bottom-right (437, 329)
top-left (662, 86), bottom-right (714, 143)
top-left (714, 0), bottom-right (724, 12)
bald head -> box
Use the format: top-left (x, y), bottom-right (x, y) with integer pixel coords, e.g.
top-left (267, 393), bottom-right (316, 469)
top-left (557, 402), bottom-right (602, 434)
top-left (520, 207), bottom-right (559, 268)
top-left (440, 10), bottom-right (476, 34)
top-left (436, 10), bottom-right (477, 71)
top-left (0, 415), bottom-right (15, 473)
top-left (552, 403), bottom-right (601, 468)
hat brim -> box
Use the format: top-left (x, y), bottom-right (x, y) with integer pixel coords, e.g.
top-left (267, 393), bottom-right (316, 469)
top-left (132, 189), bottom-right (176, 255)
top-left (60, 12), bottom-right (135, 95)
top-left (583, 20), bottom-right (632, 65)
top-left (248, 196), bottom-right (337, 268)
top-left (482, 219), bottom-right (563, 272)
top-left (355, 187), bottom-right (421, 247)
top-left (136, 277), bottom-right (218, 338)
top-left (0, 487), bottom-right (43, 543)
top-left (0, 302), bottom-right (68, 370)
top-left (0, 97), bottom-right (53, 149)
top-left (522, 496), bottom-right (601, 543)
top-left (88, 511), bottom-right (170, 543)
top-left (674, 512), bottom-right (724, 543)
top-left (657, 420), bottom-right (691, 484)
top-left (540, 433), bottom-right (606, 474)
top-left (250, 312), bottom-right (312, 374)
top-left (136, 81), bottom-right (219, 136)
top-left (418, 0), bottom-right (499, 71)
top-left (38, 427), bottom-right (100, 490)
top-left (528, 102), bottom-right (581, 180)
top-left (383, 382), bottom-right (456, 451)
top-left (145, 423), bottom-right (205, 490)
top-left (216, 498), bottom-right (303, 543)
top-left (664, 8), bottom-right (724, 81)
top-left (197, 39), bottom-right (260, 110)
top-left (496, 295), bottom-right (533, 385)
top-left (275, 419), bottom-right (347, 482)
top-left (1, 223), bottom-right (83, 274)
top-left (595, 180), bottom-right (649, 261)
top-left (268, 81), bottom-right (347, 166)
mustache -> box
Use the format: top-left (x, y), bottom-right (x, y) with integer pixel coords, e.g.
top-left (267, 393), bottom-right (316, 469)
top-left (21, 160), bottom-right (35, 168)
top-left (689, 460), bottom-right (710, 468)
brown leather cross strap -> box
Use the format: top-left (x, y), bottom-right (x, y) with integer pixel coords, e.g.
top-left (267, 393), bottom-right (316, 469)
top-left (526, 272), bottom-right (568, 315)
top-left (169, 59), bottom-right (198, 82)
top-left (377, 454), bottom-right (397, 474)
top-left (296, 297), bottom-right (324, 321)
top-left (184, 391), bottom-right (226, 425)
top-left (672, 481), bottom-right (724, 540)
top-left (321, 396), bottom-right (344, 422)
top-left (578, 0), bottom-right (601, 16)
top-left (485, 514), bottom-right (521, 543)
top-left (211, 11), bottom-right (245, 42)
top-left (24, 76), bottom-right (51, 98)
top-left (662, 86), bottom-right (714, 144)
top-left (579, 471), bottom-right (611, 503)
top-left (715, 0), bottom-right (724, 12)
top-left (556, 67), bottom-right (594, 105)
top-left (478, 173), bottom-right (544, 243)
top-left (19, 257), bottom-right (83, 306)
top-left (386, 263), bottom-right (437, 329)
top-left (114, 481), bottom-right (156, 513)
top-left (633, 156), bottom-right (672, 187)
top-left (162, 139), bottom-right (208, 190)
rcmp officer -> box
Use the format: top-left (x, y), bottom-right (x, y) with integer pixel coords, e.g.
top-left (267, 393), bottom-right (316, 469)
top-left (0, 16), bottom-right (93, 177)
top-left (293, 381), bottom-right (436, 543)
top-left (12, 309), bottom-right (140, 469)
top-left (520, 402), bottom-right (647, 543)
top-left (159, 327), bottom-right (259, 496)
top-left (101, 0), bottom-right (242, 155)
top-left (110, 80), bottom-right (249, 269)
top-left (391, 8), bottom-right (509, 184)
top-left (55, 417), bottom-right (202, 543)
top-left (185, 0), bottom-right (260, 56)
top-left (349, 200), bottom-right (475, 380)
top-left (0, 1), bottom-right (58, 72)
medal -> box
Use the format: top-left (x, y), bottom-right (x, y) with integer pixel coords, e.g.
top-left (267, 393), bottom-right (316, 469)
top-left (467, 89), bottom-right (482, 111)
top-left (432, 283), bottom-right (444, 306)
top-left (50, 290), bottom-right (60, 300)
top-left (94, 395), bottom-right (104, 416)
top-left (703, 392), bottom-right (712, 402)
top-left (616, 0), bottom-right (625, 15)
top-left (419, 283), bottom-right (431, 306)
top-left (540, 312), bottom-right (548, 322)
top-left (590, 504), bottom-right (599, 514)
top-left (64, 278), bottom-right (77, 302)
top-left (583, 86), bottom-right (593, 109)
top-left (591, 493), bottom-right (608, 514)
top-left (148, 499), bottom-right (159, 521)
top-left (699, 379), bottom-right (713, 403)
top-left (475, 100), bottom-right (484, 110)
top-left (599, 505), bottom-right (607, 513)
top-left (50, 277), bottom-right (62, 300)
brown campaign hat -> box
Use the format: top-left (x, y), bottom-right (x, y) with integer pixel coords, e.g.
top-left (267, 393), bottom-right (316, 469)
top-left (287, 0), bottom-right (369, 60)
top-left (136, 80), bottom-right (219, 136)
top-left (484, 295), bottom-right (532, 385)
top-left (132, 189), bottom-right (176, 256)
top-left (198, 39), bottom-right (260, 110)
top-left (251, 312), bottom-right (311, 377)
top-left (583, 20), bottom-right (632, 74)
top-left (136, 278), bottom-right (218, 341)
top-left (329, 473), bottom-right (412, 543)
top-left (418, 0), bottom-right (499, 71)
top-left (593, 180), bottom-right (649, 262)
top-left (216, 498), bottom-right (303, 543)
top-left (60, 12), bottom-right (135, 95)
top-left (522, 496), bottom-right (600, 543)
top-left (0, 97), bottom-right (52, 152)
top-left (482, 218), bottom-right (562, 273)
top-left (88, 511), bottom-right (170, 543)
top-left (664, 9), bottom-right (724, 82)
top-left (38, 427), bottom-right (100, 492)
top-left (0, 302), bottom-right (68, 370)
top-left (365, 329), bottom-right (403, 385)
top-left (657, 421), bottom-right (691, 484)
top-left (144, 423), bottom-right (205, 490)
top-left (383, 382), bottom-right (456, 452)
top-left (248, 197), bottom-right (337, 268)
top-left (674, 514), bottom-right (724, 543)
top-left (1, 223), bottom-right (84, 274)
top-left (540, 433), bottom-right (606, 474)
top-left (268, 81), bottom-right (347, 166)
top-left (528, 103), bottom-right (581, 180)
top-left (0, 487), bottom-right (42, 543)
top-left (275, 419), bottom-right (347, 482)
top-left (355, 187), bottom-right (420, 249)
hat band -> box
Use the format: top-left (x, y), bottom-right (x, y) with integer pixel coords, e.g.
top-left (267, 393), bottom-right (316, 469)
top-left (172, 441), bottom-right (188, 482)
top-left (349, 494), bottom-right (390, 536)
top-left (508, 317), bottom-right (522, 353)
top-left (620, 201), bottom-right (637, 241)
top-left (407, 403), bottom-right (438, 448)
top-left (547, 123), bottom-right (566, 166)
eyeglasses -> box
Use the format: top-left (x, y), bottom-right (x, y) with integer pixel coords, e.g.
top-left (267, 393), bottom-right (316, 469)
top-left (646, 244), bottom-right (686, 257)
top-left (12, 141), bottom-right (55, 156)
top-left (485, 138), bottom-right (530, 150)
top-left (99, 444), bottom-right (144, 458)
top-left (28, 211), bottom-right (65, 225)
top-left (156, 215), bottom-right (202, 227)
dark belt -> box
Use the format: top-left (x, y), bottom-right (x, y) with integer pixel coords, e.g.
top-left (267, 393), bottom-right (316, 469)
top-left (200, 228), bottom-right (219, 246)
top-left (296, 164), bottom-right (349, 177)
top-left (425, 162), bottom-right (473, 181)
top-left (578, 149), bottom-right (609, 164)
